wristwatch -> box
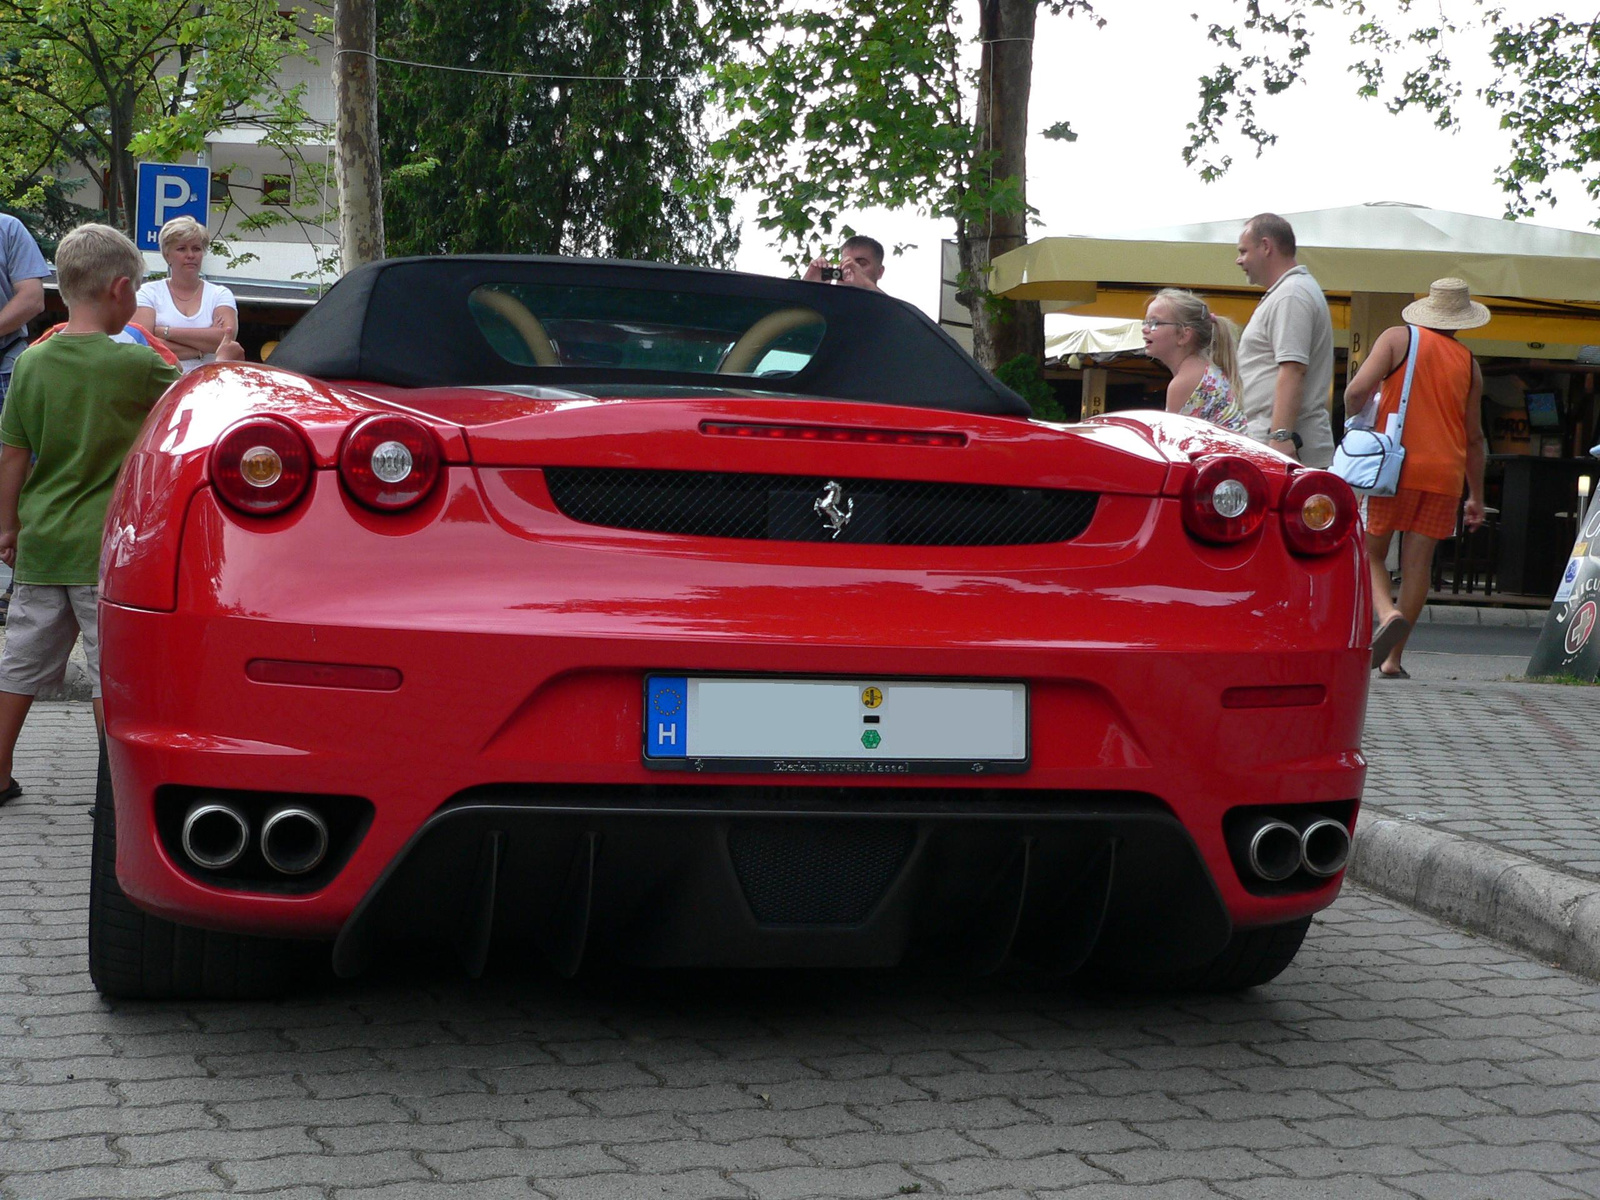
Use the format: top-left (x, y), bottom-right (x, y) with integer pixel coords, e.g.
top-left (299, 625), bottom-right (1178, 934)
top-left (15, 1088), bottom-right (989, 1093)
top-left (1268, 428), bottom-right (1303, 450)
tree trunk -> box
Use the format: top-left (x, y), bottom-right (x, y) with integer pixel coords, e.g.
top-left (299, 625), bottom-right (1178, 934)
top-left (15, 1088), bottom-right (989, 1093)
top-left (109, 90), bottom-right (139, 238)
top-left (966, 0), bottom-right (1043, 372)
top-left (335, 0), bottom-right (386, 270)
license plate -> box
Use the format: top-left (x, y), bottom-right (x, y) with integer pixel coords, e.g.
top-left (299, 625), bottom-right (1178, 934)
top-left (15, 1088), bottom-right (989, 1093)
top-left (643, 676), bottom-right (1028, 774)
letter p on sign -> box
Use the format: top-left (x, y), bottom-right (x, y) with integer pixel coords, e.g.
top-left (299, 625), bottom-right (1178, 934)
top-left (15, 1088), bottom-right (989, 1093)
top-left (135, 162), bottom-right (211, 250)
top-left (156, 176), bottom-right (192, 224)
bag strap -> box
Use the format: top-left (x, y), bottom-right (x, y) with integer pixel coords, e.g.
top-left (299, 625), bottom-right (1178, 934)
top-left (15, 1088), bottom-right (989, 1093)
top-left (1391, 324), bottom-right (1421, 439)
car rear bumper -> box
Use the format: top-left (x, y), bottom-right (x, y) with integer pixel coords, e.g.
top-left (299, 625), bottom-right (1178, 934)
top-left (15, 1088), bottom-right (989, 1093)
top-left (329, 793), bottom-right (1233, 976)
top-left (101, 599), bottom-right (1365, 957)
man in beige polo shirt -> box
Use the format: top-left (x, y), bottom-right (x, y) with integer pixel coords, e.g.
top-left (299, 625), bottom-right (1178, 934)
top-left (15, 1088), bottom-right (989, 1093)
top-left (1235, 213), bottom-right (1335, 467)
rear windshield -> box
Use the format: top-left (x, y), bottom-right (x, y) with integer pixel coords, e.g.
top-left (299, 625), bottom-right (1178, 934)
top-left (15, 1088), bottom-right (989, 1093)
top-left (468, 282), bottom-right (827, 379)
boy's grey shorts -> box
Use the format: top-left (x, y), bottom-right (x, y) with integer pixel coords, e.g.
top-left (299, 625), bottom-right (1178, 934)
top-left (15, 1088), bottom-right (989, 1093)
top-left (0, 584), bottom-right (100, 699)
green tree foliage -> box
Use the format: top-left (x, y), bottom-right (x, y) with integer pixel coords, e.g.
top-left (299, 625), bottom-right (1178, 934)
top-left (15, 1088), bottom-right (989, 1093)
top-left (708, 1), bottom-right (977, 266)
top-left (1480, 15), bottom-right (1600, 219)
top-left (993, 352), bottom-right (1066, 420)
top-left (1189, 3), bottom-right (1600, 224)
top-left (376, 0), bottom-right (735, 264)
top-left (2, 179), bottom-right (99, 255)
top-left (706, 0), bottom-right (1102, 369)
top-left (0, 0), bottom-right (317, 236)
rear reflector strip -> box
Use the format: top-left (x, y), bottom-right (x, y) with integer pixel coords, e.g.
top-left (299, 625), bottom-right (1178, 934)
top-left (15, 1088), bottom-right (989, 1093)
top-left (701, 421), bottom-right (966, 448)
top-left (246, 660), bottom-right (402, 691)
top-left (1221, 685), bottom-right (1326, 709)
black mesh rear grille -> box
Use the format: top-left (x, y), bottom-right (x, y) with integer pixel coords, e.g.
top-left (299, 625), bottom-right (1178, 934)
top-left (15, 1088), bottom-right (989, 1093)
top-left (544, 468), bottom-right (1098, 546)
top-left (728, 821), bottom-right (915, 924)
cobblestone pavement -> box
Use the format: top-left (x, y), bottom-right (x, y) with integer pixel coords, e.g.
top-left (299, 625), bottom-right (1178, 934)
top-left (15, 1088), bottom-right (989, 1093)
top-left (8, 705), bottom-right (1600, 1198)
top-left (1363, 681), bottom-right (1600, 879)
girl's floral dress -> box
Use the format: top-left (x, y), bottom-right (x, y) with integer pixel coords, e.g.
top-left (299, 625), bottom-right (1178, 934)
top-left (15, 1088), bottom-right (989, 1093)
top-left (1181, 363), bottom-right (1247, 433)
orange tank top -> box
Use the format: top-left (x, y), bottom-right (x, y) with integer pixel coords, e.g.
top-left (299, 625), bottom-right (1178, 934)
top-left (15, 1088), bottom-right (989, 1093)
top-left (1373, 326), bottom-right (1474, 498)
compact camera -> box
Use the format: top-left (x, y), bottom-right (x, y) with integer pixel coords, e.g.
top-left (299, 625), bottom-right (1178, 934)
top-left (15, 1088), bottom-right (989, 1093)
top-left (820, 265), bottom-right (843, 282)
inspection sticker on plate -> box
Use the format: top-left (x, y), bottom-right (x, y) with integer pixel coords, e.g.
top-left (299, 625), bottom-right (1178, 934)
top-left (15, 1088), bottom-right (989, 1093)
top-left (643, 676), bottom-right (1028, 774)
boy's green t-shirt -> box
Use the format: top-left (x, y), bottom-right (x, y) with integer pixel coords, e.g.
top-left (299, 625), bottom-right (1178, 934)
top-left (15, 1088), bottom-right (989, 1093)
top-left (0, 333), bottom-right (180, 585)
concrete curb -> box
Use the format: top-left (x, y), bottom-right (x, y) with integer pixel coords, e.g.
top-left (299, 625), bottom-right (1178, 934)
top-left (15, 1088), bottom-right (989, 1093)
top-left (1348, 814), bottom-right (1600, 979)
top-left (1417, 603), bottom-right (1547, 628)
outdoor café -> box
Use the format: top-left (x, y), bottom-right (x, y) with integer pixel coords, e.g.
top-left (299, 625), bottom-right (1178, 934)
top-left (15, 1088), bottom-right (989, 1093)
top-left (982, 202), bottom-right (1600, 604)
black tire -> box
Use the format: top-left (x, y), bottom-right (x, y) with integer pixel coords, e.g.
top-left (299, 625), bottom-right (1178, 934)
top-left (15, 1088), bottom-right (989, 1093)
top-left (88, 745), bottom-right (307, 999)
top-left (1082, 917), bottom-right (1313, 994)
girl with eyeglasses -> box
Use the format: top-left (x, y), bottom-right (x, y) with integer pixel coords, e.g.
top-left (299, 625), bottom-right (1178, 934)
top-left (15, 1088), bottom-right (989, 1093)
top-left (1142, 289), bottom-right (1247, 433)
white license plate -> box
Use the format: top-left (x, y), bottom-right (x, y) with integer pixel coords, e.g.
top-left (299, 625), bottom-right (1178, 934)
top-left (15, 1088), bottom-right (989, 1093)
top-left (643, 676), bottom-right (1028, 774)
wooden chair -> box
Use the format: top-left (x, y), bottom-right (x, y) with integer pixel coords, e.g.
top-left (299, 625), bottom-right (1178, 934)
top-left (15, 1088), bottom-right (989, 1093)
top-left (1430, 497), bottom-right (1498, 595)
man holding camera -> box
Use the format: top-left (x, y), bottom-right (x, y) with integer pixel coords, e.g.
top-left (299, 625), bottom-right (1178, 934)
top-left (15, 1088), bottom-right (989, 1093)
top-left (804, 236), bottom-right (885, 293)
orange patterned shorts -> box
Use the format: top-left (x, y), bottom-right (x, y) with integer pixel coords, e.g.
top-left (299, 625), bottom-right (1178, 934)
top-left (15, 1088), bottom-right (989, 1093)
top-left (1365, 488), bottom-right (1459, 541)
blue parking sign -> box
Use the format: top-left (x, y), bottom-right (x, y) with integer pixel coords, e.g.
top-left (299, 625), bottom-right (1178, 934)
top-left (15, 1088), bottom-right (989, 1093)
top-left (135, 163), bottom-right (211, 251)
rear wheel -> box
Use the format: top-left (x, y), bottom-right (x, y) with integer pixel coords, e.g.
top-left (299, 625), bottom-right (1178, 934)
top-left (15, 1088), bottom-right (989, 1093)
top-left (1084, 917), bottom-right (1313, 994)
top-left (88, 745), bottom-right (307, 999)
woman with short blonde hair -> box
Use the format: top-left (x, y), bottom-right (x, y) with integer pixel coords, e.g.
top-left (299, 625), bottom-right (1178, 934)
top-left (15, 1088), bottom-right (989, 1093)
top-left (156, 215), bottom-right (207, 256)
top-left (131, 216), bottom-right (238, 373)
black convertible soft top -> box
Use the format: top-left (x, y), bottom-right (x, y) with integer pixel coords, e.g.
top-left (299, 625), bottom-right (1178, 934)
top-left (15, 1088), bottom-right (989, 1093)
top-left (267, 256), bottom-right (1031, 418)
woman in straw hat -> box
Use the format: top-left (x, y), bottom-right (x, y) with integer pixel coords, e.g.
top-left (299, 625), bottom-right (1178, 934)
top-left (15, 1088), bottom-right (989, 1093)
top-left (1342, 277), bottom-right (1489, 678)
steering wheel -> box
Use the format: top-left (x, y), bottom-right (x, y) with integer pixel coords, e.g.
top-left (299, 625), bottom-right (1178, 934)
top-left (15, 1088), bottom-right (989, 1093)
top-left (718, 307), bottom-right (823, 375)
top-left (471, 290), bottom-right (560, 367)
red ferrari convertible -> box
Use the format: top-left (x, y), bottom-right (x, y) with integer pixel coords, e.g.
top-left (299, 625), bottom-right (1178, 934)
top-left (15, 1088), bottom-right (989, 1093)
top-left (89, 257), bottom-right (1370, 998)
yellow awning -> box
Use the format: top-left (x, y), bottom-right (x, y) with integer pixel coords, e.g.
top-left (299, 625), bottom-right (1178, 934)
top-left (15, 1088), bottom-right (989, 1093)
top-left (990, 203), bottom-right (1600, 360)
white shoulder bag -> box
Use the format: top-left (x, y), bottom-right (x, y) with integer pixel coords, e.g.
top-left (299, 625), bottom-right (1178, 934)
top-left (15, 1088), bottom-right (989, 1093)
top-left (1331, 324), bottom-right (1418, 498)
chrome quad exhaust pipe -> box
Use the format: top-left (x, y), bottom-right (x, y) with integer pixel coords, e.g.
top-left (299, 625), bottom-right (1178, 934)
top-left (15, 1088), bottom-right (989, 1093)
top-left (260, 805), bottom-right (330, 876)
top-left (1299, 817), bottom-right (1352, 878)
top-left (181, 801), bottom-right (251, 870)
top-left (1243, 818), bottom-right (1303, 883)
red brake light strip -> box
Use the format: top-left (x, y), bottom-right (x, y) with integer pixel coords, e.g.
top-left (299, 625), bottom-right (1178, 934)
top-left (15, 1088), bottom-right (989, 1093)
top-left (701, 421), bottom-right (965, 448)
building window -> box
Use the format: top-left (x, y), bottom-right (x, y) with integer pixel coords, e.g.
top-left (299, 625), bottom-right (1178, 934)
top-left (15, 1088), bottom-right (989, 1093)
top-left (262, 174), bottom-right (292, 206)
top-left (210, 172), bottom-right (230, 205)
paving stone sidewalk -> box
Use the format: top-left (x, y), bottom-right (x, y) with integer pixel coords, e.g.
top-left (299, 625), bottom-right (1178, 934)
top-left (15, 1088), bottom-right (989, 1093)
top-left (8, 709), bottom-right (1600, 1200)
top-left (1353, 678), bottom-right (1600, 978)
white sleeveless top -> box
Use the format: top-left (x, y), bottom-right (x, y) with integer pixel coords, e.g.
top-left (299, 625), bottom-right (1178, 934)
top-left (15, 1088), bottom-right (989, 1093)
top-left (135, 278), bottom-right (237, 373)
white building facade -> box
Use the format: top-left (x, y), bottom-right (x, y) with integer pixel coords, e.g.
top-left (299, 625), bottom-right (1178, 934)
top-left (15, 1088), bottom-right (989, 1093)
top-left (192, 7), bottom-right (338, 289)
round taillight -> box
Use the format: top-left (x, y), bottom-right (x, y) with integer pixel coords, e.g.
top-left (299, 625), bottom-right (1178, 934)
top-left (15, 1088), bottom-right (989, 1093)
top-left (210, 418), bottom-right (312, 515)
top-left (1281, 469), bottom-right (1359, 555)
top-left (1181, 455), bottom-right (1268, 544)
top-left (339, 415), bottom-right (440, 511)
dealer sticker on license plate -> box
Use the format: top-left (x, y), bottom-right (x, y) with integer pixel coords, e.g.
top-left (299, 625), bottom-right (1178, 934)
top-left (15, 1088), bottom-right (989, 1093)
top-left (643, 676), bottom-right (1028, 774)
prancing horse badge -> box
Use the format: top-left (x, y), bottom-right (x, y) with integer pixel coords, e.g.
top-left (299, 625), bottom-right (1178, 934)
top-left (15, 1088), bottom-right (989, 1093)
top-left (813, 480), bottom-right (854, 538)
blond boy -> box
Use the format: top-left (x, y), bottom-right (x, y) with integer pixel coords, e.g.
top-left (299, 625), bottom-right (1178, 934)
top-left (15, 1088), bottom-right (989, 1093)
top-left (0, 224), bottom-right (241, 804)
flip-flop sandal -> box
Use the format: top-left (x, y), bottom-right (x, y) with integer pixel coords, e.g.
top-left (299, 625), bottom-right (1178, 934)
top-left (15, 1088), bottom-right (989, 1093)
top-left (1376, 665), bottom-right (1410, 680)
top-left (0, 778), bottom-right (20, 806)
top-left (1370, 614), bottom-right (1410, 668)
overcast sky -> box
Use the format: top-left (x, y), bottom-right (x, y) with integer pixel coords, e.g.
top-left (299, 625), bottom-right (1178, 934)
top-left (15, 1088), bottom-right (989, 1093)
top-left (733, 0), bottom-right (1594, 320)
